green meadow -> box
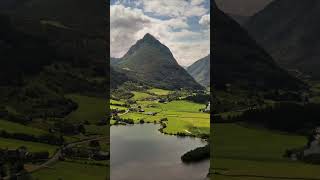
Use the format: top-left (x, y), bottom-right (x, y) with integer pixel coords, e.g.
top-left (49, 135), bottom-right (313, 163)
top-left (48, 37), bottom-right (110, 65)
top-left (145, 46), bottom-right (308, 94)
top-left (66, 94), bottom-right (106, 124)
top-left (0, 119), bottom-right (57, 156)
top-left (110, 105), bottom-right (127, 110)
top-left (210, 123), bottom-right (320, 180)
top-left (32, 161), bottom-right (107, 180)
top-left (147, 88), bottom-right (172, 95)
top-left (0, 119), bottom-right (47, 136)
top-left (0, 137), bottom-right (57, 156)
top-left (131, 91), bottom-right (154, 100)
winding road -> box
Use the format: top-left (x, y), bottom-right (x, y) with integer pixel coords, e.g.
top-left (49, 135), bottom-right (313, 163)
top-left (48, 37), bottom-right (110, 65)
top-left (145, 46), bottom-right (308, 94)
top-left (2, 136), bottom-right (107, 180)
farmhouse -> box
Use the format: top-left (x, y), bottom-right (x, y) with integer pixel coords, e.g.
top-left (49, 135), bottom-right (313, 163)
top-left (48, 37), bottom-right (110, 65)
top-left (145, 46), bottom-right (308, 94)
top-left (204, 102), bottom-right (210, 113)
top-left (159, 98), bottom-right (168, 103)
top-left (146, 112), bottom-right (157, 116)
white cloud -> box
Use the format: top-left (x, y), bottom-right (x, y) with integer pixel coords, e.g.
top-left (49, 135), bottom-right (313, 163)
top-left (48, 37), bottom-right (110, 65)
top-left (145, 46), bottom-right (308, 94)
top-left (110, 2), bottom-right (210, 66)
top-left (191, 0), bottom-right (205, 6)
top-left (137, 0), bottom-right (208, 17)
top-left (199, 14), bottom-right (210, 28)
top-left (110, 5), bottom-right (152, 58)
top-left (168, 41), bottom-right (210, 66)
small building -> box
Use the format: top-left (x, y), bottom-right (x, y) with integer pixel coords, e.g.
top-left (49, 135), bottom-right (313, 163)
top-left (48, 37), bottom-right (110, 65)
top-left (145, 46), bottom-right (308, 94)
top-left (204, 102), bottom-right (210, 113)
top-left (146, 112), bottom-right (157, 116)
top-left (158, 98), bottom-right (167, 103)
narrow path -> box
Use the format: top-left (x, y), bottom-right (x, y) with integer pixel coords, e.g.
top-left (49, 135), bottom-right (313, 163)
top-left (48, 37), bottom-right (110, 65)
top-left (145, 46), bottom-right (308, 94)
top-left (30, 136), bottom-right (107, 172)
top-left (119, 109), bottom-right (129, 116)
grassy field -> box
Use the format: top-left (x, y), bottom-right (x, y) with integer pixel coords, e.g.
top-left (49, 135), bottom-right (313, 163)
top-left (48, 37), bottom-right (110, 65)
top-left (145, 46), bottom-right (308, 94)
top-left (0, 120), bottom-right (57, 156)
top-left (131, 91), bottom-right (153, 100)
top-left (147, 88), bottom-right (172, 95)
top-left (32, 161), bottom-right (107, 180)
top-left (0, 137), bottom-right (57, 156)
top-left (110, 99), bottom-right (125, 105)
top-left (85, 124), bottom-right (108, 135)
top-left (0, 119), bottom-right (47, 136)
top-left (210, 123), bottom-right (320, 180)
top-left (66, 94), bottom-right (106, 124)
top-left (110, 105), bottom-right (127, 110)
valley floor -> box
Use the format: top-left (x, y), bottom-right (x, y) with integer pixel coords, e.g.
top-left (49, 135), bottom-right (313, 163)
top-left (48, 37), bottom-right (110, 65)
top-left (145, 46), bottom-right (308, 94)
top-left (210, 123), bottom-right (320, 180)
top-left (111, 88), bottom-right (210, 138)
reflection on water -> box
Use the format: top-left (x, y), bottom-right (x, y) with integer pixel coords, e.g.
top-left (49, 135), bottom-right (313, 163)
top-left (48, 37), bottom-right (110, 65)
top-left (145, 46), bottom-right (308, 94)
top-left (111, 124), bottom-right (209, 180)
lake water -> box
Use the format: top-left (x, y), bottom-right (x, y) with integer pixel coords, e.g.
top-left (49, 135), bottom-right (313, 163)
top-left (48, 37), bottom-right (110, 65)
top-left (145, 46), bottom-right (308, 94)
top-left (111, 124), bottom-right (209, 180)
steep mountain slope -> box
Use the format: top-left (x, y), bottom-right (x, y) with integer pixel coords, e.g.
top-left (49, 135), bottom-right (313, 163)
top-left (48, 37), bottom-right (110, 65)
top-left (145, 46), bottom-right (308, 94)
top-left (212, 1), bottom-right (305, 91)
top-left (110, 57), bottom-right (121, 66)
top-left (9, 0), bottom-right (105, 35)
top-left (110, 67), bottom-right (129, 89)
top-left (229, 14), bottom-right (250, 25)
top-left (245, 0), bottom-right (320, 79)
top-left (115, 33), bottom-right (203, 90)
top-left (187, 55), bottom-right (210, 87)
top-left (215, 0), bottom-right (274, 16)
top-left (0, 0), bottom-right (106, 118)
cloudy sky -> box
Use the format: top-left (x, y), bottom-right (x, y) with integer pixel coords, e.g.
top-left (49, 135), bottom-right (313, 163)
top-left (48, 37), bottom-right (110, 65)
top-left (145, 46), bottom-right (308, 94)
top-left (110, 0), bottom-right (210, 66)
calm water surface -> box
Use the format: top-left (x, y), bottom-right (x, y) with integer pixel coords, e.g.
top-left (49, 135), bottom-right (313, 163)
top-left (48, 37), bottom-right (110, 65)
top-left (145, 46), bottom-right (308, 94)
top-left (111, 124), bottom-right (209, 180)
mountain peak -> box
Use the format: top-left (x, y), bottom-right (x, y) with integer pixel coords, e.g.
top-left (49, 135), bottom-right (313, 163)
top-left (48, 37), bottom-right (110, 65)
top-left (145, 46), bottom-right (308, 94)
top-left (143, 33), bottom-right (154, 38)
top-left (141, 33), bottom-right (159, 43)
top-left (116, 34), bottom-right (203, 90)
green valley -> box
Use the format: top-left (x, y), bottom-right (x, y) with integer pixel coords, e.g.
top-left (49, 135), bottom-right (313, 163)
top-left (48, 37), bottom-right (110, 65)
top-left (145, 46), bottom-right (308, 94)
top-left (111, 85), bottom-right (210, 138)
top-left (211, 1), bottom-right (320, 179)
top-left (210, 123), bottom-right (320, 180)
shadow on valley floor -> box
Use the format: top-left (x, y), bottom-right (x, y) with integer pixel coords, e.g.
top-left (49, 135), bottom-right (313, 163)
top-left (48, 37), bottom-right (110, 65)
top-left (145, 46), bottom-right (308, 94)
top-left (212, 171), bottom-right (320, 180)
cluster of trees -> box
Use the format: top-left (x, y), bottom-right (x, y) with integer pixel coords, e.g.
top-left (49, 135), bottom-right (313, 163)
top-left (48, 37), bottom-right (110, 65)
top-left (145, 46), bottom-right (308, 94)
top-left (1, 113), bottom-right (32, 125)
top-left (158, 118), bottom-right (168, 133)
top-left (0, 130), bottom-right (64, 145)
top-left (0, 147), bottom-right (49, 178)
top-left (12, 82), bottom-right (78, 119)
top-left (184, 93), bottom-right (209, 104)
top-left (110, 109), bottom-right (126, 117)
top-left (181, 144), bottom-right (210, 163)
top-left (53, 121), bottom-right (86, 135)
top-left (228, 102), bottom-right (320, 133)
top-left (111, 88), bottom-right (134, 100)
top-left (110, 102), bottom-right (128, 108)
top-left (63, 146), bottom-right (108, 161)
top-left (112, 116), bottom-right (134, 125)
top-left (263, 90), bottom-right (305, 102)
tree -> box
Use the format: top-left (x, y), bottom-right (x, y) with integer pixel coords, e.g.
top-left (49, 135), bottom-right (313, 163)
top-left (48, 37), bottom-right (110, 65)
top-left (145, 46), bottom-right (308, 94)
top-left (78, 124), bottom-right (86, 134)
top-left (89, 140), bottom-right (100, 148)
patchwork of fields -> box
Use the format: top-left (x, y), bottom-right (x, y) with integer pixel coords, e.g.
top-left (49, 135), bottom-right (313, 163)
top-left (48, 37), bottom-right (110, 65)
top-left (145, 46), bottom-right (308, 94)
top-left (111, 88), bottom-right (210, 137)
top-left (0, 94), bottom-right (108, 179)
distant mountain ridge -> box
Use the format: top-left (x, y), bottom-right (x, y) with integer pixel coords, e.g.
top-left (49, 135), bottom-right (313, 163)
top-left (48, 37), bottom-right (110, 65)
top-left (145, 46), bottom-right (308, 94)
top-left (229, 14), bottom-right (250, 25)
top-left (212, 1), bottom-right (306, 91)
top-left (187, 55), bottom-right (210, 87)
top-left (113, 33), bottom-right (203, 90)
top-left (245, 0), bottom-right (320, 79)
